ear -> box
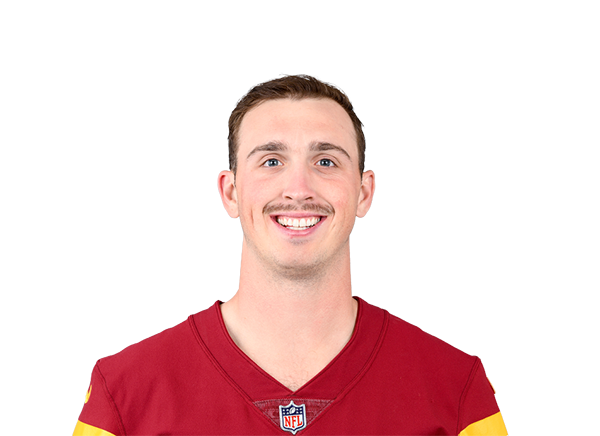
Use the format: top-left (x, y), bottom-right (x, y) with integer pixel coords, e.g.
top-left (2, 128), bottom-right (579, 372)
top-left (218, 170), bottom-right (239, 218)
top-left (356, 170), bottom-right (375, 218)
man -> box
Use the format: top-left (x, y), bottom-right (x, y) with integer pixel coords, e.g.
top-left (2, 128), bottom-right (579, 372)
top-left (74, 75), bottom-right (507, 435)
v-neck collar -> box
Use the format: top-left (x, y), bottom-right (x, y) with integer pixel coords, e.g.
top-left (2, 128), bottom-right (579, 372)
top-left (189, 297), bottom-right (388, 402)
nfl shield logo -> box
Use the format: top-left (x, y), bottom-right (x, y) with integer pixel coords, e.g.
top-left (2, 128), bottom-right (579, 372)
top-left (279, 400), bottom-right (307, 434)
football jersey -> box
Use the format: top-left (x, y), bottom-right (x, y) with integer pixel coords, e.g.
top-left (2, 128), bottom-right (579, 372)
top-left (73, 298), bottom-right (507, 435)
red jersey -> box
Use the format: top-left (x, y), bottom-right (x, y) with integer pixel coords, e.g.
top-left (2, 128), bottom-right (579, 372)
top-left (74, 298), bottom-right (507, 435)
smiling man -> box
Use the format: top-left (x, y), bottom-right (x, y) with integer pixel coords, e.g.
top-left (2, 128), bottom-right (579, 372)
top-left (217, 95), bottom-right (374, 396)
top-left (74, 75), bottom-right (507, 435)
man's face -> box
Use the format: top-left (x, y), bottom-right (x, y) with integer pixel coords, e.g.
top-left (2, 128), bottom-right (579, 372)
top-left (220, 98), bottom-right (374, 277)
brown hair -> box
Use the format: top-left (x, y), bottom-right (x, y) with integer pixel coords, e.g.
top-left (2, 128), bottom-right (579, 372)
top-left (228, 75), bottom-right (365, 175)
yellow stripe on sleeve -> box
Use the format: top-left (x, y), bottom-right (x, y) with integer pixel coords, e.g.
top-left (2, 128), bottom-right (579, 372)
top-left (73, 420), bottom-right (116, 436)
top-left (458, 411), bottom-right (507, 436)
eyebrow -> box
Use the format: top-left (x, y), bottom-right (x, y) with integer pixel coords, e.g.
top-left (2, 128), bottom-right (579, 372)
top-left (309, 141), bottom-right (352, 161)
top-left (246, 141), bottom-right (288, 161)
top-left (246, 141), bottom-right (352, 162)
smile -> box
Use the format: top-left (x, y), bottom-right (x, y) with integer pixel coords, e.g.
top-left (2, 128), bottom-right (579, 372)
top-left (276, 216), bottom-right (322, 231)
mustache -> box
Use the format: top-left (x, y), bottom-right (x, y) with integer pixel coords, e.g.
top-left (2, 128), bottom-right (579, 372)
top-left (263, 203), bottom-right (333, 216)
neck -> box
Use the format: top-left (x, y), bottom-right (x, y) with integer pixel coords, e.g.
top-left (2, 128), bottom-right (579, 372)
top-left (220, 242), bottom-right (357, 390)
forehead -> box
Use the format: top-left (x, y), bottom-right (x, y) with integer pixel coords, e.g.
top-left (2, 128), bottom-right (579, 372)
top-left (238, 98), bottom-right (357, 155)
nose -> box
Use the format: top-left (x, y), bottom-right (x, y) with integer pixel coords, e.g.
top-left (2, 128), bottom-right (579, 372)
top-left (281, 163), bottom-right (316, 202)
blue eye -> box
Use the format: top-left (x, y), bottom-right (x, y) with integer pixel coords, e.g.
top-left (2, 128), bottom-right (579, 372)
top-left (264, 159), bottom-right (281, 167)
top-left (317, 159), bottom-right (335, 167)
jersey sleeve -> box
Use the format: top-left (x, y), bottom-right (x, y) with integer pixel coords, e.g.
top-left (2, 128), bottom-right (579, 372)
top-left (73, 362), bottom-right (124, 436)
top-left (457, 358), bottom-right (508, 435)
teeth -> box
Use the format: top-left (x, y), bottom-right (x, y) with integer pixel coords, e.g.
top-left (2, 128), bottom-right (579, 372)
top-left (276, 216), bottom-right (321, 230)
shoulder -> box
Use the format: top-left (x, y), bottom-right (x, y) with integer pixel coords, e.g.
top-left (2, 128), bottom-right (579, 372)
top-left (76, 304), bottom-right (222, 434)
top-left (359, 298), bottom-right (481, 391)
top-left (386, 311), bottom-right (476, 366)
top-left (359, 299), bottom-right (504, 432)
top-left (360, 298), bottom-right (475, 364)
top-left (95, 303), bottom-right (218, 386)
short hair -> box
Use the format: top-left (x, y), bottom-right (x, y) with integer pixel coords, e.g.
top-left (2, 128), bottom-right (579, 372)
top-left (228, 75), bottom-right (365, 175)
